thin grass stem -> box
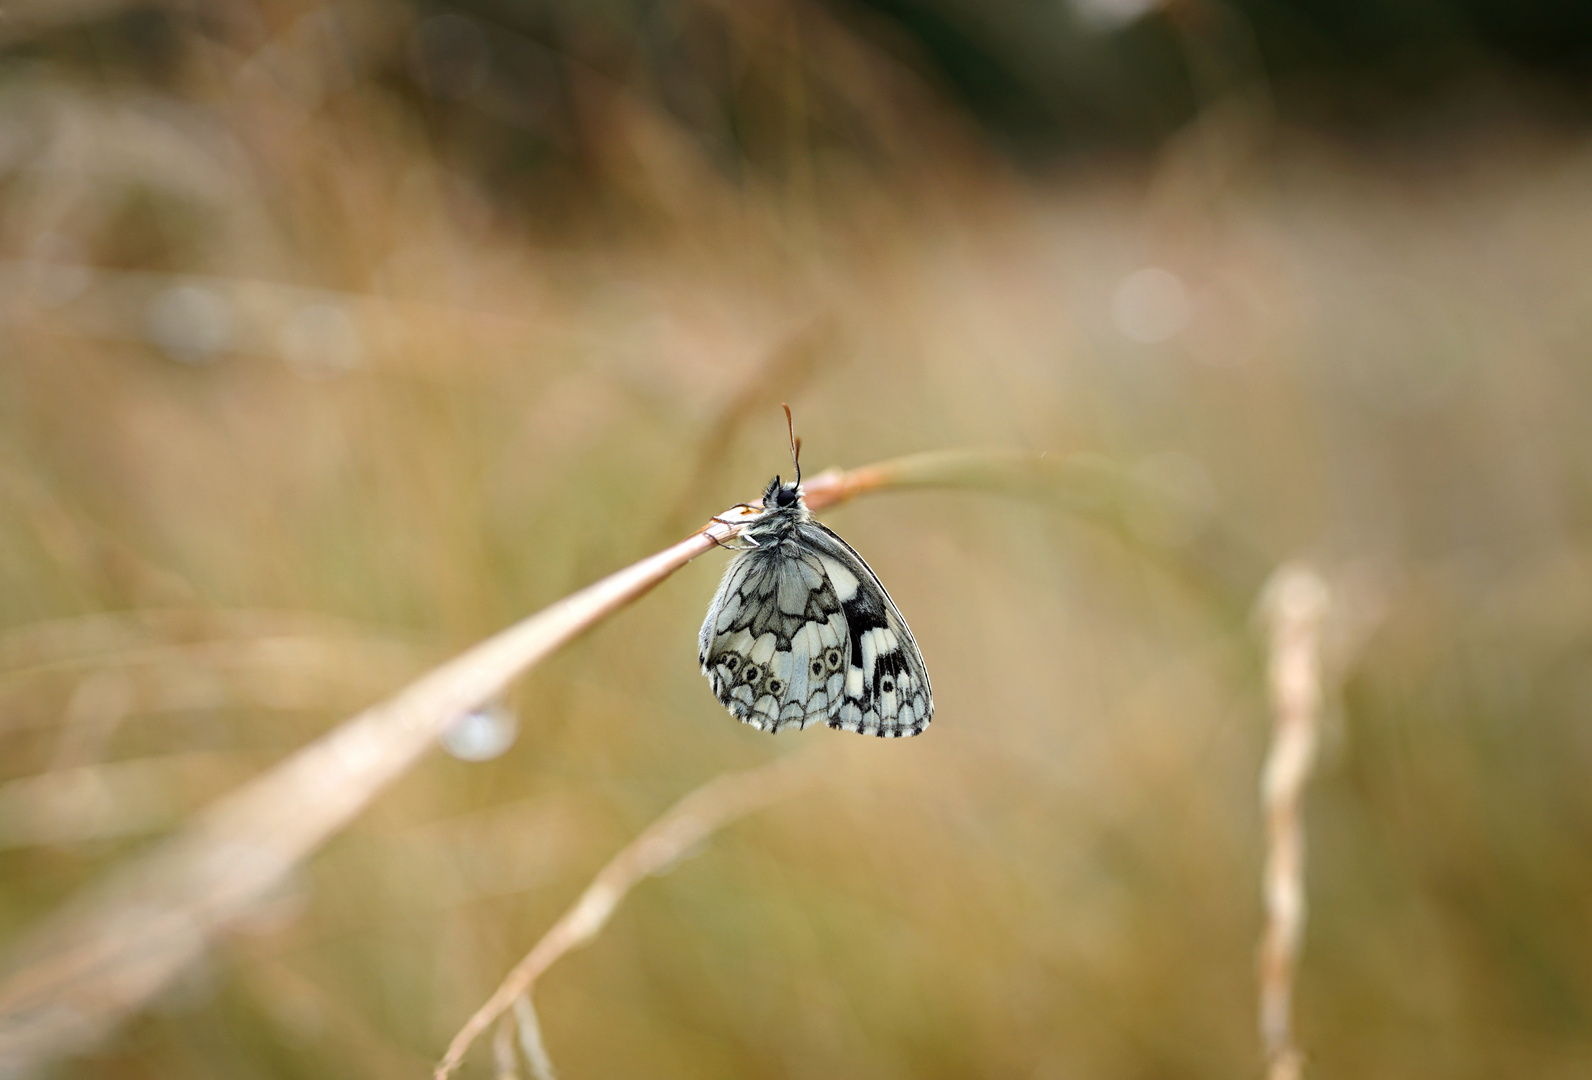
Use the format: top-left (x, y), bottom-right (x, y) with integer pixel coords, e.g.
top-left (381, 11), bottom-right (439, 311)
top-left (512, 995), bottom-right (557, 1080)
top-left (434, 750), bottom-right (824, 1079)
top-left (1258, 564), bottom-right (1330, 1080)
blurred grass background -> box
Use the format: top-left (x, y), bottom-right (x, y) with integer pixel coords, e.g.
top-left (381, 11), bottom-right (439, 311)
top-left (3, 0), bottom-right (1592, 1076)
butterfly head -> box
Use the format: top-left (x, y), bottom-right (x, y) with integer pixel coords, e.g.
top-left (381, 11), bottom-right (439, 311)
top-left (745, 475), bottom-right (808, 542)
top-left (760, 476), bottom-right (805, 513)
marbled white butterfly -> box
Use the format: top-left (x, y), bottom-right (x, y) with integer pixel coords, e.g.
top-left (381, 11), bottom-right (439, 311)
top-left (699, 410), bottom-right (932, 737)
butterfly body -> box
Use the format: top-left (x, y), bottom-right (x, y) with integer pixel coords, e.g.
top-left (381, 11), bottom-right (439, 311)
top-left (699, 476), bottom-right (932, 737)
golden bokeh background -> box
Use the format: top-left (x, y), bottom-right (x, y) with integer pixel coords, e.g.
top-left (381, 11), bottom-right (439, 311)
top-left (3, 1), bottom-right (1592, 1077)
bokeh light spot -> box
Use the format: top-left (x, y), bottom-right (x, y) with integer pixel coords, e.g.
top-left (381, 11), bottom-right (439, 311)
top-left (441, 703), bottom-right (519, 762)
top-left (1112, 267), bottom-right (1192, 344)
top-left (146, 285), bottom-right (232, 365)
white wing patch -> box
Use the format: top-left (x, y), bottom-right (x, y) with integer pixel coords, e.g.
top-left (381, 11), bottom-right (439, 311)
top-left (817, 555), bottom-right (859, 601)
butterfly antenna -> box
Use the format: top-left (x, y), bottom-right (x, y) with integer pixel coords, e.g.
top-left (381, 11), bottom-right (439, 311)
top-left (782, 403), bottom-right (803, 486)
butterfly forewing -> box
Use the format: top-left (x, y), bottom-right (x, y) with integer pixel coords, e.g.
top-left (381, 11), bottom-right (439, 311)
top-left (699, 545), bottom-right (851, 732)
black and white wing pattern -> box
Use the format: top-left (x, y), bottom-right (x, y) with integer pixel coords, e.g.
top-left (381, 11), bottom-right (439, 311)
top-left (698, 544), bottom-right (847, 734)
top-left (698, 522), bottom-right (932, 738)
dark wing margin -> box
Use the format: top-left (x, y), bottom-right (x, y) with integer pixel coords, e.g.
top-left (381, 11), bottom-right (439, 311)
top-left (797, 521), bottom-right (933, 738)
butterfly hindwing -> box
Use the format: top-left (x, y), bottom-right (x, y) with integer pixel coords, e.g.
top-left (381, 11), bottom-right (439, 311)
top-left (795, 522), bottom-right (933, 738)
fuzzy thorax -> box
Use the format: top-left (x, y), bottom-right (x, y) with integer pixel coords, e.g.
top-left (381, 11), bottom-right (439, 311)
top-left (744, 477), bottom-right (811, 544)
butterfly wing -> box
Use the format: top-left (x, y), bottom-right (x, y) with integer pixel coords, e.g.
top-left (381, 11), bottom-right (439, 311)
top-left (795, 522), bottom-right (933, 738)
top-left (699, 546), bottom-right (851, 733)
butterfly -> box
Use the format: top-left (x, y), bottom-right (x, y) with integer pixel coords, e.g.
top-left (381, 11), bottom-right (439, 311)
top-left (699, 409), bottom-right (932, 737)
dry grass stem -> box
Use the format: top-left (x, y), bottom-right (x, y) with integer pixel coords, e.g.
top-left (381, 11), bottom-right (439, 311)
top-left (1258, 564), bottom-right (1331, 1080)
top-left (0, 450), bottom-right (1037, 1072)
top-left (811, 449), bottom-right (1066, 504)
top-left (434, 750), bottom-right (825, 1079)
top-left (512, 994), bottom-right (557, 1080)
top-left (492, 1014), bottom-right (519, 1080)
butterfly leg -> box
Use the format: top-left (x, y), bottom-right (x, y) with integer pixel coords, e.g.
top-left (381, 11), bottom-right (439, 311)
top-left (709, 507), bottom-right (764, 550)
top-left (707, 525), bottom-right (760, 552)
